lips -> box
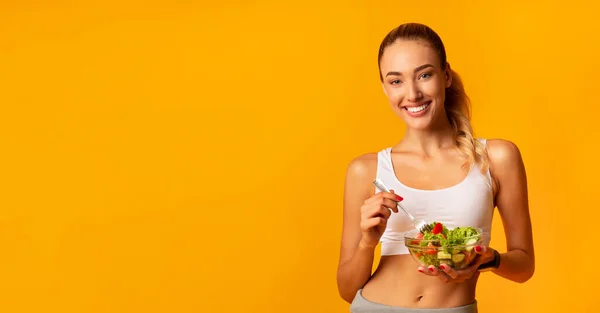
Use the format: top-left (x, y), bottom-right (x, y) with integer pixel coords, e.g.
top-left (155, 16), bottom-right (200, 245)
top-left (403, 101), bottom-right (431, 113)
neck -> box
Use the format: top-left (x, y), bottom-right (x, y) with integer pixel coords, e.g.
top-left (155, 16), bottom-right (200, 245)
top-left (399, 118), bottom-right (456, 156)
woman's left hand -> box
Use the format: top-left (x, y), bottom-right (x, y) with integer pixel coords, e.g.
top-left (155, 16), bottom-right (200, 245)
top-left (418, 245), bottom-right (496, 283)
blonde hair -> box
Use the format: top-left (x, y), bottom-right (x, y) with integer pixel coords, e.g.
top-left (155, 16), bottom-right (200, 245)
top-left (377, 23), bottom-right (489, 173)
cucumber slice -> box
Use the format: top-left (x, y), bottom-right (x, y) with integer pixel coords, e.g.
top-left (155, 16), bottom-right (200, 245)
top-left (452, 253), bottom-right (465, 263)
top-left (464, 239), bottom-right (478, 251)
top-left (465, 239), bottom-right (478, 245)
top-left (437, 251), bottom-right (451, 259)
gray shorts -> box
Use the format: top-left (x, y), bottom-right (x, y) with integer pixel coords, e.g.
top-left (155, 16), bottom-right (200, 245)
top-left (350, 290), bottom-right (478, 313)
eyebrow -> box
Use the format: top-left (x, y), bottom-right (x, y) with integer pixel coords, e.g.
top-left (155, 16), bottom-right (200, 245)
top-left (385, 64), bottom-right (435, 77)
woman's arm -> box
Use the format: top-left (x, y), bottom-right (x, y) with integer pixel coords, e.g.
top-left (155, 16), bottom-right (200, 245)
top-left (336, 154), bottom-right (377, 303)
top-left (487, 139), bottom-right (535, 283)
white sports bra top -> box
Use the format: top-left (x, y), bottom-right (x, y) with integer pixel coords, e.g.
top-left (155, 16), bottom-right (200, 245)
top-left (375, 138), bottom-right (495, 255)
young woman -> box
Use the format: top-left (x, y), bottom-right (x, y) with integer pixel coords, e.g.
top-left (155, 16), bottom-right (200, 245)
top-left (336, 23), bottom-right (535, 312)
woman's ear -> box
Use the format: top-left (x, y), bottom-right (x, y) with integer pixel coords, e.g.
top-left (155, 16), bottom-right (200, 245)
top-left (445, 62), bottom-right (452, 88)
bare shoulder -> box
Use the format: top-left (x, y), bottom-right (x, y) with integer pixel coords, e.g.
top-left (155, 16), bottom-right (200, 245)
top-left (485, 138), bottom-right (524, 168)
top-left (346, 152), bottom-right (378, 179)
top-left (485, 139), bottom-right (527, 194)
top-left (344, 152), bottom-right (378, 202)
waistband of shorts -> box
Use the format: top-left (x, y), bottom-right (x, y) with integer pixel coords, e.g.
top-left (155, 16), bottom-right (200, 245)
top-left (350, 289), bottom-right (478, 313)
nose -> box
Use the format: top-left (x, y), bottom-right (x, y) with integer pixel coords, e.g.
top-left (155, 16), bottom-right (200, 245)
top-left (406, 82), bottom-right (423, 102)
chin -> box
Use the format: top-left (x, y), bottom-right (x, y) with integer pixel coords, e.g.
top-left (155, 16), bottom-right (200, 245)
top-left (405, 120), bottom-right (434, 131)
top-left (398, 112), bottom-right (434, 130)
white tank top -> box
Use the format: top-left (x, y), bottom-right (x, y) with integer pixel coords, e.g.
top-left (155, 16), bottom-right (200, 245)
top-left (376, 138), bottom-right (495, 255)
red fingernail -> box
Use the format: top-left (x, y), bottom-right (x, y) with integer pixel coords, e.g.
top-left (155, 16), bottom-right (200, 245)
top-left (440, 265), bottom-right (446, 270)
top-left (397, 195), bottom-right (403, 201)
top-left (429, 267), bottom-right (434, 272)
top-left (475, 246), bottom-right (482, 252)
top-left (418, 269), bottom-right (424, 273)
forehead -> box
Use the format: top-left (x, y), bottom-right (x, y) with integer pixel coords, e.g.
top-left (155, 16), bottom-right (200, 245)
top-left (379, 39), bottom-right (441, 72)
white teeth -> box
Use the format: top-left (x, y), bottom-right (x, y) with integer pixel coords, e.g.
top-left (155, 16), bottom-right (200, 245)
top-left (406, 103), bottom-right (430, 113)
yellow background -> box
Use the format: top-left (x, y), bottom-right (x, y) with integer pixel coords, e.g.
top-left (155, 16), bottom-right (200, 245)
top-left (0, 1), bottom-right (598, 312)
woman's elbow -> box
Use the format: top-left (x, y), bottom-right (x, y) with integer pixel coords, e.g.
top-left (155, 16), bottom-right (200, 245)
top-left (514, 260), bottom-right (535, 283)
top-left (520, 264), bottom-right (535, 283)
top-left (338, 287), bottom-right (357, 304)
top-left (336, 277), bottom-right (358, 303)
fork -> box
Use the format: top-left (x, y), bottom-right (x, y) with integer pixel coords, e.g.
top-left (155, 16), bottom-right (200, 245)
top-left (372, 178), bottom-right (433, 234)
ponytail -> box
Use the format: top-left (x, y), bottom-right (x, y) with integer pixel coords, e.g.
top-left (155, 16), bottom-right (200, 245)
top-left (445, 69), bottom-right (489, 173)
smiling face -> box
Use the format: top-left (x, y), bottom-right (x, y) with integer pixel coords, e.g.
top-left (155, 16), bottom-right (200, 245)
top-left (379, 39), bottom-right (452, 131)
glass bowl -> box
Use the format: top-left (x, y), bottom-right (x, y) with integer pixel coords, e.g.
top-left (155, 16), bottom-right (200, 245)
top-left (403, 227), bottom-right (483, 270)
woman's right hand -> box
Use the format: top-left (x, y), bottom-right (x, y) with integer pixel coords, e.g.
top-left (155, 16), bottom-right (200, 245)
top-left (358, 190), bottom-right (402, 249)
